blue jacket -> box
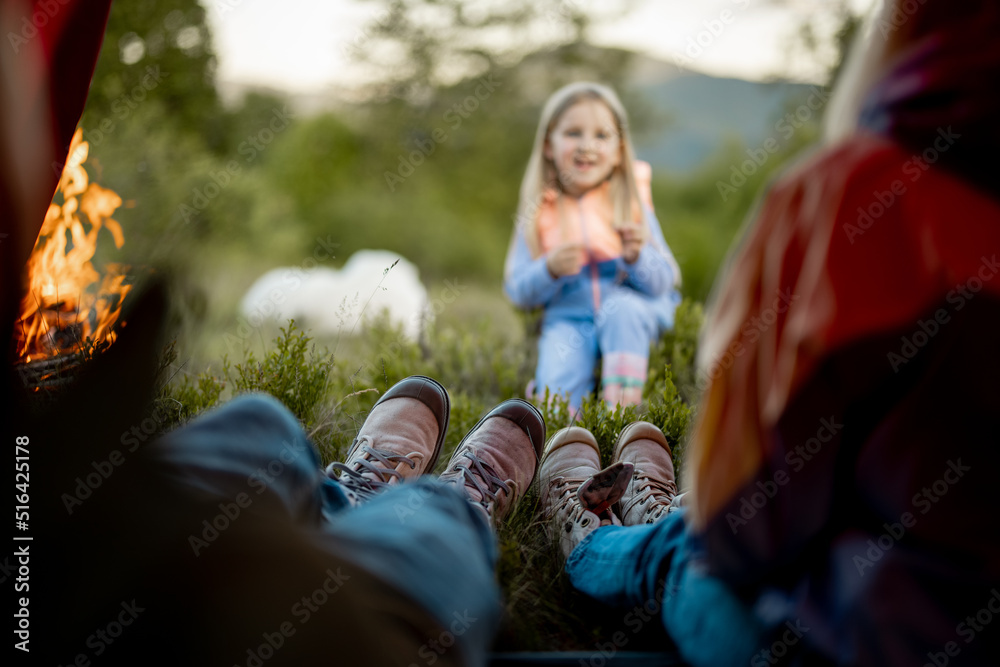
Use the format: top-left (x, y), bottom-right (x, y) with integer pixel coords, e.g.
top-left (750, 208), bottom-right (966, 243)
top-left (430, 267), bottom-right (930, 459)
top-left (503, 189), bottom-right (681, 329)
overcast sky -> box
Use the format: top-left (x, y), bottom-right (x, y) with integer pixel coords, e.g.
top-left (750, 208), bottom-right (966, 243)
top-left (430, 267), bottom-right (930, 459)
top-left (206, 0), bottom-right (876, 93)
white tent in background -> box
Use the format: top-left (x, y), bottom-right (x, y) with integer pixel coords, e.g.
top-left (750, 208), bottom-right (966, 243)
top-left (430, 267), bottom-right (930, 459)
top-left (240, 250), bottom-right (430, 341)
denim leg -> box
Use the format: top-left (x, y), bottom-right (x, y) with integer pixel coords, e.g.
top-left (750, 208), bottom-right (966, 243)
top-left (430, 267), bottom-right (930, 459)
top-left (153, 392), bottom-right (350, 523)
top-left (155, 396), bottom-right (500, 665)
top-left (566, 510), bottom-right (766, 667)
top-left (596, 289), bottom-right (660, 400)
top-left (596, 288), bottom-right (660, 357)
top-left (312, 479), bottom-right (502, 667)
top-left (536, 316), bottom-right (599, 410)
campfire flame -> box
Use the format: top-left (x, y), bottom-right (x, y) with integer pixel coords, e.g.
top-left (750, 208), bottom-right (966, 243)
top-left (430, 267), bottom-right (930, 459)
top-left (15, 129), bottom-right (131, 363)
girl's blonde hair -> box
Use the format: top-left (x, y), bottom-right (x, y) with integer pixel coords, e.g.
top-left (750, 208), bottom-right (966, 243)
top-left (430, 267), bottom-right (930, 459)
top-left (516, 82), bottom-right (645, 258)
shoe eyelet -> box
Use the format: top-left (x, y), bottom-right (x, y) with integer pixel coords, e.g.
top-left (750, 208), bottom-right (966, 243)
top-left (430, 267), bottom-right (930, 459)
top-left (581, 517), bottom-right (591, 527)
top-left (563, 522), bottom-right (572, 533)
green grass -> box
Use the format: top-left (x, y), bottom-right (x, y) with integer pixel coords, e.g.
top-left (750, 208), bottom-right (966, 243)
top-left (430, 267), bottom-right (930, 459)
top-left (153, 292), bottom-right (704, 650)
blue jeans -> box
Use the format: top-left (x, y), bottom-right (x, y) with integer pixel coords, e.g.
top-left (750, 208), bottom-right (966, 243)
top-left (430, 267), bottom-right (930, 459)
top-left (536, 286), bottom-right (669, 410)
top-left (566, 510), bottom-right (769, 667)
top-left (153, 393), bottom-right (501, 667)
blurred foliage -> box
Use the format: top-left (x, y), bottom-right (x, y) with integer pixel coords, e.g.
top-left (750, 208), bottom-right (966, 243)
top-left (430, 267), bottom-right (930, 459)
top-left (781, 0), bottom-right (866, 87)
top-left (222, 321), bottom-right (334, 424)
top-left (349, 0), bottom-right (636, 98)
top-left (155, 311), bottom-right (697, 650)
top-left (537, 367), bottom-right (692, 482)
top-left (648, 298), bottom-right (704, 405)
top-left (82, 0), bottom-right (222, 147)
top-left (158, 304), bottom-right (541, 464)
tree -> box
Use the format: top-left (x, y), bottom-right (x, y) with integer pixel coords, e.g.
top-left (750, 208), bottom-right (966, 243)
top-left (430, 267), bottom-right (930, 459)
top-left (348, 0), bottom-right (637, 102)
top-left (778, 0), bottom-right (866, 88)
top-left (82, 0), bottom-right (223, 148)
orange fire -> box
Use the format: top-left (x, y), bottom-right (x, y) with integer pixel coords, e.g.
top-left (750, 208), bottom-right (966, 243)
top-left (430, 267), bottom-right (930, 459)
top-left (15, 128), bottom-right (131, 363)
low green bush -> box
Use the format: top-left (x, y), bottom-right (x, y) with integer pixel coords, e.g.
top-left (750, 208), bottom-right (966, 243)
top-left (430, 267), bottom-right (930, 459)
top-left (156, 306), bottom-right (703, 649)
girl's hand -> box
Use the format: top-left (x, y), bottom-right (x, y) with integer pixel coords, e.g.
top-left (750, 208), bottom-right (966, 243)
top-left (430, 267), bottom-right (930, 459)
top-left (546, 241), bottom-right (585, 278)
top-left (621, 227), bottom-right (643, 264)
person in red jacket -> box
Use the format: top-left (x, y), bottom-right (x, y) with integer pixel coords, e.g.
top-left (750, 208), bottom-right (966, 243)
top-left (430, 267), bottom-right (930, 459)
top-left (546, 1), bottom-right (1000, 664)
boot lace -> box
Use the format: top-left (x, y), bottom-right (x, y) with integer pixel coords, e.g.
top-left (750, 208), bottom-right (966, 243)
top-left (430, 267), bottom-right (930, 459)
top-left (622, 469), bottom-right (677, 524)
top-left (545, 476), bottom-right (597, 531)
top-left (327, 435), bottom-right (417, 504)
top-left (448, 450), bottom-right (511, 508)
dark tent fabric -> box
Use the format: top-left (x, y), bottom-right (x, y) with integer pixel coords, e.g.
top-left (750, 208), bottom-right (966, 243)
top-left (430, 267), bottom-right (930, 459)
top-left (1, 0), bottom-right (113, 354)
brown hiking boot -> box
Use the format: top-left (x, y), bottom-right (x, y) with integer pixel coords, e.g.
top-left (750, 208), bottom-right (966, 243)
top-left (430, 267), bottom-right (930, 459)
top-left (327, 375), bottom-right (449, 506)
top-left (613, 421), bottom-right (678, 525)
top-left (438, 399), bottom-right (544, 527)
top-left (538, 427), bottom-right (633, 558)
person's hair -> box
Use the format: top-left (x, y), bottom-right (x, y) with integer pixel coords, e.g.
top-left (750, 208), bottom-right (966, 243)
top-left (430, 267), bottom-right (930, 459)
top-left (823, 0), bottom-right (991, 144)
top-left (515, 82), bottom-right (644, 258)
top-left (822, 4), bottom-right (887, 144)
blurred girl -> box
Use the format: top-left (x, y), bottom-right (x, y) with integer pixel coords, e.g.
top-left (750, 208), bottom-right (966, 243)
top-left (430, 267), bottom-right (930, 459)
top-left (504, 82), bottom-right (681, 412)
